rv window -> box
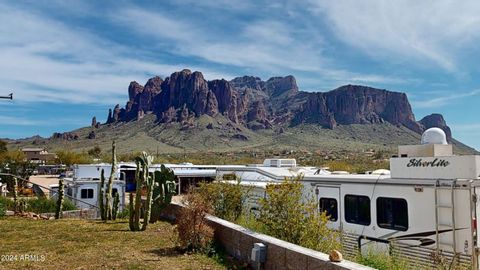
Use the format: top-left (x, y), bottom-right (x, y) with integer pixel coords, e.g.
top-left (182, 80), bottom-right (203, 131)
top-left (377, 197), bottom-right (408, 231)
top-left (112, 188), bottom-right (118, 196)
top-left (319, 198), bottom-right (338, 221)
top-left (345, 195), bottom-right (371, 226)
top-left (81, 189), bottom-right (94, 199)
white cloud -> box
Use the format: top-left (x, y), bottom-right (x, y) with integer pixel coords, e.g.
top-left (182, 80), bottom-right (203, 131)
top-left (412, 89), bottom-right (480, 108)
top-left (0, 3), bottom-right (233, 104)
top-left (310, 0), bottom-right (480, 72)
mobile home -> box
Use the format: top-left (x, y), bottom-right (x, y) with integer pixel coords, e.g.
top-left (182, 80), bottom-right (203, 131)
top-left (217, 128), bottom-right (480, 268)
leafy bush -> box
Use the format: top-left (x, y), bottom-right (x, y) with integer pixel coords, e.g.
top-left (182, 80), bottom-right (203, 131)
top-left (258, 176), bottom-right (342, 253)
top-left (176, 188), bottom-right (214, 252)
top-left (197, 180), bottom-right (251, 222)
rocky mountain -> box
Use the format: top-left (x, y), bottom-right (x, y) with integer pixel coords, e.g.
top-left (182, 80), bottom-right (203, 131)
top-left (103, 69), bottom-right (451, 141)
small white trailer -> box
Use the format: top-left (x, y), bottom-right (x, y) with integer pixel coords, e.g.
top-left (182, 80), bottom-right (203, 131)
top-left (217, 128), bottom-right (480, 268)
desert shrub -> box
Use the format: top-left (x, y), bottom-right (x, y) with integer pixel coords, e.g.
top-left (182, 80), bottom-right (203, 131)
top-left (0, 201), bottom-right (5, 217)
top-left (0, 196), bottom-right (14, 209)
top-left (197, 180), bottom-right (251, 222)
top-left (0, 197), bottom-right (76, 213)
top-left (55, 151), bottom-right (92, 166)
top-left (259, 175), bottom-right (342, 253)
top-left (356, 249), bottom-right (410, 270)
top-left (176, 188), bottom-right (214, 252)
top-left (116, 207), bottom-right (130, 219)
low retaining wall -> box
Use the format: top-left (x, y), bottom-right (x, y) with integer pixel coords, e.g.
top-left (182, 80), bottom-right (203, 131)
top-left (162, 203), bottom-right (373, 270)
top-left (42, 209), bottom-right (98, 219)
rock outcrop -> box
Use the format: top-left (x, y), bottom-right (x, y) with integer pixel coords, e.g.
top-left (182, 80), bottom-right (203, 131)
top-left (419, 113), bottom-right (452, 142)
top-left (51, 132), bottom-right (79, 141)
top-left (103, 69), bottom-right (451, 137)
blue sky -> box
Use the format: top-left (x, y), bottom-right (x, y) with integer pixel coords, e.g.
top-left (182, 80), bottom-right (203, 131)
top-left (0, 0), bottom-right (479, 150)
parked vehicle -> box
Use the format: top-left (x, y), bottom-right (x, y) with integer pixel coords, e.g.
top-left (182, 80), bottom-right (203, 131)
top-left (217, 128), bottom-right (480, 268)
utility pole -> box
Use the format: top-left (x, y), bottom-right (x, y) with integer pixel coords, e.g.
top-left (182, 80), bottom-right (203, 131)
top-left (0, 93), bottom-right (12, 100)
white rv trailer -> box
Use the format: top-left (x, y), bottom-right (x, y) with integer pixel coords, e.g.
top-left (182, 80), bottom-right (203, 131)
top-left (53, 178), bottom-right (127, 210)
top-left (72, 162), bottom-right (244, 194)
top-left (216, 128), bottom-right (480, 268)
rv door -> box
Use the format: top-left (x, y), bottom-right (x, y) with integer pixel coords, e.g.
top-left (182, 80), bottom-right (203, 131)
top-left (316, 185), bottom-right (341, 230)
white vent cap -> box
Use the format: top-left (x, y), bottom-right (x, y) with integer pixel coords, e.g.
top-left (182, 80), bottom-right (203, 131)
top-left (421, 127), bottom-right (448, 145)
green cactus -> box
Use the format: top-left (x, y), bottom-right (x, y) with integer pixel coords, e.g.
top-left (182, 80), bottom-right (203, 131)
top-left (150, 165), bottom-right (176, 223)
top-left (99, 169), bottom-right (106, 220)
top-left (106, 141), bottom-right (117, 220)
top-left (55, 178), bottom-right (64, 219)
top-left (129, 192), bottom-right (135, 231)
top-left (112, 192), bottom-right (120, 220)
top-left (13, 177), bottom-right (18, 213)
top-left (129, 151), bottom-right (154, 231)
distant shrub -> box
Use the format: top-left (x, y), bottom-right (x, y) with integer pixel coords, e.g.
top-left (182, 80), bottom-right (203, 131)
top-left (116, 207), bottom-right (130, 219)
top-left (0, 201), bottom-right (5, 217)
top-left (0, 197), bottom-right (76, 213)
top-left (197, 180), bottom-right (251, 222)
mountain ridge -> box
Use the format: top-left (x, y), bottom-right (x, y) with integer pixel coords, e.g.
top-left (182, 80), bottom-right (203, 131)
top-left (104, 69), bottom-right (451, 141)
top-left (7, 69), bottom-right (476, 155)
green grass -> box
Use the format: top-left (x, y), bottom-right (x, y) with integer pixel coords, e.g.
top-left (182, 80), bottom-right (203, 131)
top-left (0, 217), bottom-right (227, 270)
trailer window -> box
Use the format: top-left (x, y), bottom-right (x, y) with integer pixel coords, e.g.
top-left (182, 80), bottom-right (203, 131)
top-left (319, 198), bottom-right (338, 221)
top-left (81, 188), bottom-right (94, 199)
top-left (345, 195), bottom-right (371, 225)
top-left (377, 197), bottom-right (408, 231)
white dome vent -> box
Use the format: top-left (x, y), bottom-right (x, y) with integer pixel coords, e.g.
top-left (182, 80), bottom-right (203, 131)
top-left (421, 127), bottom-right (448, 145)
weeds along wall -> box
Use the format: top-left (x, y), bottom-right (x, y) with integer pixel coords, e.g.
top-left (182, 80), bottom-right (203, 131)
top-left (161, 203), bottom-right (373, 270)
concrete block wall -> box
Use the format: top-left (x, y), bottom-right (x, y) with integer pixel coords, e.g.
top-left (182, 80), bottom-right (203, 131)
top-left (162, 203), bottom-right (373, 270)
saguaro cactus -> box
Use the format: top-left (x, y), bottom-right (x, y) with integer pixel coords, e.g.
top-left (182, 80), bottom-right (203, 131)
top-left (129, 151), bottom-right (154, 231)
top-left (129, 192), bottom-right (135, 231)
top-left (106, 141), bottom-right (117, 220)
top-left (150, 165), bottom-right (176, 223)
top-left (55, 178), bottom-right (64, 219)
top-left (99, 169), bottom-right (106, 220)
top-left (112, 192), bottom-right (120, 220)
top-left (13, 177), bottom-right (18, 213)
